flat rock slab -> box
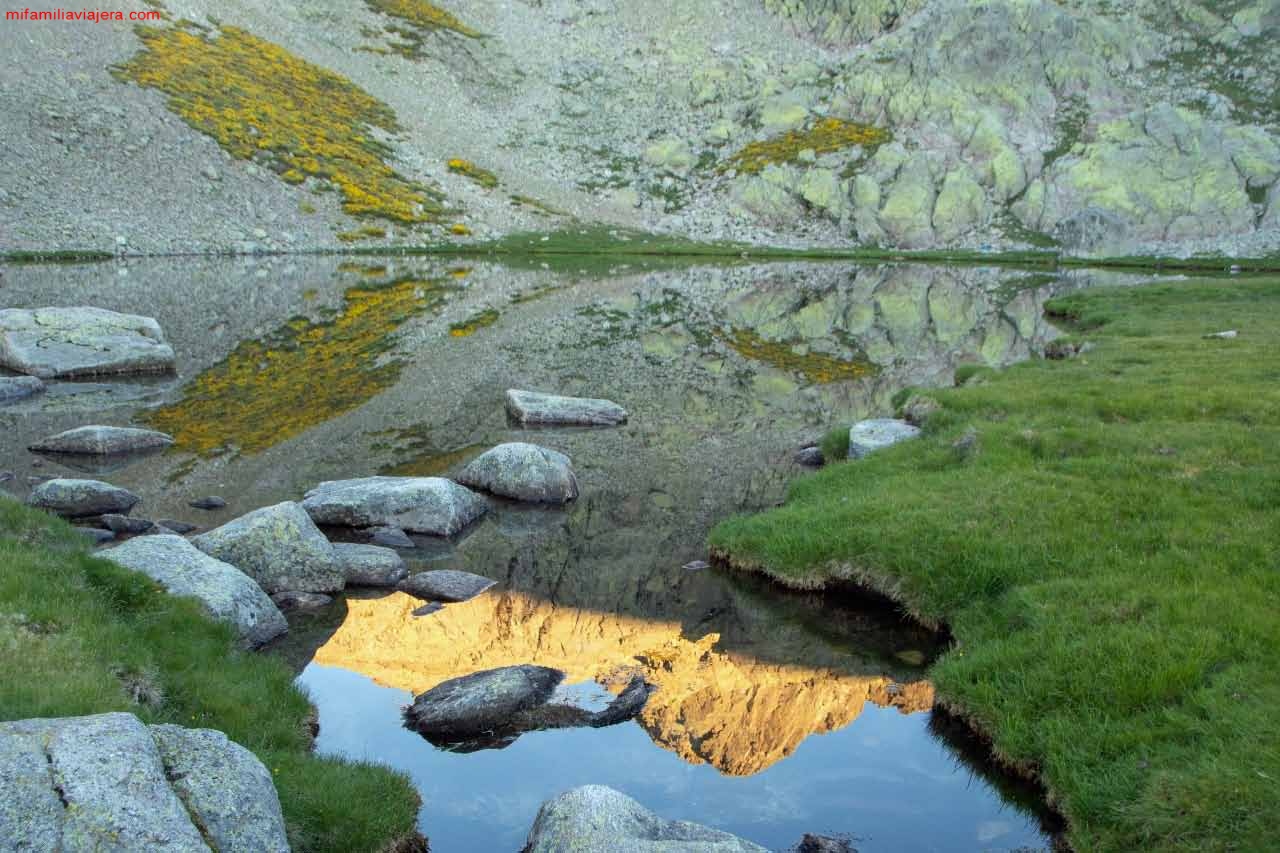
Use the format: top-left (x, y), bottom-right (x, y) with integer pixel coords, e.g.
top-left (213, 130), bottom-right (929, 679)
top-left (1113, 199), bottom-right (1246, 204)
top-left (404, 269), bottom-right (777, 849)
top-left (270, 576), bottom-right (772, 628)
top-left (334, 542), bottom-right (407, 587)
top-left (525, 785), bottom-right (768, 853)
top-left (848, 418), bottom-right (922, 459)
top-left (404, 664), bottom-right (564, 739)
top-left (0, 375), bottom-right (44, 404)
top-left (506, 389), bottom-right (629, 427)
top-left (457, 442), bottom-right (579, 504)
top-left (398, 569), bottom-right (496, 602)
top-left (193, 501), bottom-right (344, 595)
top-left (0, 307), bottom-right (176, 378)
top-left (30, 425), bottom-right (174, 455)
top-left (27, 477), bottom-right (140, 518)
top-left (0, 713), bottom-right (287, 852)
top-left (101, 534), bottom-right (287, 648)
top-left (302, 476), bottom-right (487, 536)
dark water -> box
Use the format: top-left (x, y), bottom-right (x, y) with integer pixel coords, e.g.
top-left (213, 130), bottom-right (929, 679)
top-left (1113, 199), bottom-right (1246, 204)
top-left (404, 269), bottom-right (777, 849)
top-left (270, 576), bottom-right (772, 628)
top-left (0, 256), bottom-right (1106, 851)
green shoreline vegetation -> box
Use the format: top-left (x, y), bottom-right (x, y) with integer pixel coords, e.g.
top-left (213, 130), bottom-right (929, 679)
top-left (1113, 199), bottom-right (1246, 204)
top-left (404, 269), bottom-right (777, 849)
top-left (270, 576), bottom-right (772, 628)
top-left (0, 499), bottom-right (423, 852)
top-left (710, 278), bottom-right (1280, 851)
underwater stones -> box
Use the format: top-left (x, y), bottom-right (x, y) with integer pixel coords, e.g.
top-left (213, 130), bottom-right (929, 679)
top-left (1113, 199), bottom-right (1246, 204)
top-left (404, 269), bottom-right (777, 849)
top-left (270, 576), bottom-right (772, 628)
top-left (371, 525), bottom-right (416, 548)
top-left (301, 476), bottom-right (487, 536)
top-left (0, 307), bottom-right (175, 378)
top-left (0, 375), bottom-right (44, 404)
top-left (193, 501), bottom-right (344, 595)
top-left (271, 591), bottom-right (333, 612)
top-left (524, 785), bottom-right (769, 853)
top-left (847, 419), bottom-right (922, 459)
top-left (28, 477), bottom-right (140, 518)
top-left (102, 535), bottom-right (287, 648)
top-left (29, 425), bottom-right (174, 456)
top-left (505, 389), bottom-right (629, 427)
top-left (333, 542), bottom-right (407, 588)
top-left (404, 665), bottom-right (565, 739)
top-left (398, 569), bottom-right (496, 603)
top-left (457, 442), bottom-right (579, 504)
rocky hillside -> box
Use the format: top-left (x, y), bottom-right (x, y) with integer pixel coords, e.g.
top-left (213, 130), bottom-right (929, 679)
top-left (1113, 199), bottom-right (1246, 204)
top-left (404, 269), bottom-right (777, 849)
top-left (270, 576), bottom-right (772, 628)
top-left (0, 0), bottom-right (1276, 257)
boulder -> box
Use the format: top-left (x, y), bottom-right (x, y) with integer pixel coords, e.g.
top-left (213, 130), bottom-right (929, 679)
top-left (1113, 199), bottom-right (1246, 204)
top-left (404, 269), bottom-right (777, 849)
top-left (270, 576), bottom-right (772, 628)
top-left (505, 389), bottom-right (629, 427)
top-left (302, 476), bottom-right (487, 536)
top-left (27, 477), bottom-right (140, 518)
top-left (29, 425), bottom-right (174, 455)
top-left (524, 785), bottom-right (769, 853)
top-left (403, 665), bottom-right (564, 739)
top-left (847, 419), bottom-right (921, 459)
top-left (0, 375), bottom-right (44, 404)
top-left (101, 535), bottom-right (287, 648)
top-left (333, 542), bottom-right (408, 587)
top-left (398, 569), bottom-right (497, 602)
top-left (0, 307), bottom-right (176, 378)
top-left (193, 501), bottom-right (344, 595)
top-left (456, 443), bottom-right (579, 504)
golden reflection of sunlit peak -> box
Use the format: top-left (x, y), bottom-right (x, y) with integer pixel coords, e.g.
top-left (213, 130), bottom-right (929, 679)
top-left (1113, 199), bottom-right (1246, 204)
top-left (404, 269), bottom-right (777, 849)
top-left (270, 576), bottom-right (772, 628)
top-left (314, 590), bottom-right (934, 776)
top-left (148, 278), bottom-right (454, 456)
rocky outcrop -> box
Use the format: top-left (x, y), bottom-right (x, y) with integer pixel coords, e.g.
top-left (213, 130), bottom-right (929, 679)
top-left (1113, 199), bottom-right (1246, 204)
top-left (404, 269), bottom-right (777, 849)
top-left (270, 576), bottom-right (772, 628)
top-left (101, 534), bottom-right (287, 648)
top-left (456, 443), bottom-right (579, 504)
top-left (333, 542), bottom-right (408, 588)
top-left (847, 418), bottom-right (921, 459)
top-left (505, 389), bottom-right (629, 427)
top-left (398, 569), bottom-right (497, 602)
top-left (0, 375), bottom-right (44, 404)
top-left (29, 425), bottom-right (174, 455)
top-left (27, 477), bottom-right (140, 518)
top-left (0, 713), bottom-right (288, 852)
top-left (524, 785), bottom-right (768, 853)
top-left (301, 476), bottom-right (487, 536)
top-left (0, 308), bottom-right (175, 378)
top-left (193, 501), bottom-right (344, 595)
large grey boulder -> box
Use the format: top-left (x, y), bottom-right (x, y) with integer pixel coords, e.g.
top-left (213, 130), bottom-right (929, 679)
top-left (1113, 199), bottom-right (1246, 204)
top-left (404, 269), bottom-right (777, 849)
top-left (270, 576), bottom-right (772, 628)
top-left (456, 443), bottom-right (579, 504)
top-left (100, 535), bottom-right (287, 648)
top-left (506, 389), bottom-right (629, 427)
top-left (404, 665), bottom-right (564, 740)
top-left (193, 501), bottom-right (344, 595)
top-left (333, 542), bottom-right (408, 587)
top-left (0, 713), bottom-right (288, 852)
top-left (0, 307), bottom-right (176, 378)
top-left (302, 476), bottom-right (487, 536)
top-left (848, 419), bottom-right (922, 459)
top-left (0, 375), bottom-right (44, 404)
top-left (27, 477), bottom-right (140, 517)
top-left (30, 425), bottom-right (174, 455)
top-left (525, 785), bottom-right (769, 853)
top-left (398, 569), bottom-right (496, 602)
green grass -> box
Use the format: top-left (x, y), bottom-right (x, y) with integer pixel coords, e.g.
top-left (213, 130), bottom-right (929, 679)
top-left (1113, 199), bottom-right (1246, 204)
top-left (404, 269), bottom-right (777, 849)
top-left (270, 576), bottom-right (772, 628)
top-left (0, 500), bottom-right (422, 852)
top-left (710, 278), bottom-right (1280, 851)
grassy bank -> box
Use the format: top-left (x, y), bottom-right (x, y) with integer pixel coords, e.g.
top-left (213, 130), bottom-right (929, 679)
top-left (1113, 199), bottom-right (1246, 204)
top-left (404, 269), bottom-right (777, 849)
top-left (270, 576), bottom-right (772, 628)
top-left (0, 499), bottom-right (422, 852)
top-left (710, 278), bottom-right (1280, 851)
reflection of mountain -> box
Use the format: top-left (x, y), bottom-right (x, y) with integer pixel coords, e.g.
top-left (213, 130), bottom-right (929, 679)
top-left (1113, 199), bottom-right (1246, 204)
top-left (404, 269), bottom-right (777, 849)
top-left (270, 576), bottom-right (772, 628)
top-left (313, 588), bottom-right (933, 776)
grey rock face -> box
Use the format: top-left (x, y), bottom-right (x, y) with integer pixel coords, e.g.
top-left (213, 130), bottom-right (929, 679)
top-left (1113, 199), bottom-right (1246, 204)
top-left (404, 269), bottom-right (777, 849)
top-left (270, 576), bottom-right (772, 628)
top-left (398, 569), bottom-right (496, 602)
top-left (848, 419), bottom-right (922, 459)
top-left (333, 542), bottom-right (408, 587)
top-left (29, 425), bottom-right (174, 455)
top-left (525, 785), bottom-right (769, 853)
top-left (404, 665), bottom-right (564, 739)
top-left (505, 389), bottom-right (629, 427)
top-left (0, 375), bottom-right (44, 404)
top-left (0, 307), bottom-right (176, 378)
top-left (27, 477), bottom-right (140, 517)
top-left (150, 725), bottom-right (290, 853)
top-left (101, 535), bottom-right (287, 648)
top-left (194, 501), bottom-right (344, 595)
top-left (456, 443), bottom-right (579, 504)
top-left (302, 476), bottom-right (487, 536)
top-left (0, 713), bottom-right (288, 853)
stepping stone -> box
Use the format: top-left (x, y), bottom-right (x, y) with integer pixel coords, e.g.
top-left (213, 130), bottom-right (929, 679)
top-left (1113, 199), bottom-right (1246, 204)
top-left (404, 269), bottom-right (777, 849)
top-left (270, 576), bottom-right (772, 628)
top-left (29, 425), bottom-right (173, 455)
top-left (398, 569), bottom-right (496, 603)
top-left (28, 478), bottom-right (140, 518)
top-left (302, 476), bottom-right (486, 536)
top-left (457, 442), bottom-right (579, 504)
top-left (333, 542), bottom-right (407, 587)
top-left (0, 307), bottom-right (175, 378)
top-left (505, 389), bottom-right (628, 427)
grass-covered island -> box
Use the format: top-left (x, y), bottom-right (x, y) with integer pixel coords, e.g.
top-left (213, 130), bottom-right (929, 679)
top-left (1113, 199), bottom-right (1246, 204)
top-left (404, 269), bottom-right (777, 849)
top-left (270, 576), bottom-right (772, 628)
top-left (0, 500), bottom-right (422, 851)
top-left (711, 277), bottom-right (1280, 851)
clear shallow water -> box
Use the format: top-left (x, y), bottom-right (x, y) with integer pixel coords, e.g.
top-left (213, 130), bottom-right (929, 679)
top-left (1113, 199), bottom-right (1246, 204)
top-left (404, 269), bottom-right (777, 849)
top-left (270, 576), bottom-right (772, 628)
top-left (0, 256), bottom-right (1108, 852)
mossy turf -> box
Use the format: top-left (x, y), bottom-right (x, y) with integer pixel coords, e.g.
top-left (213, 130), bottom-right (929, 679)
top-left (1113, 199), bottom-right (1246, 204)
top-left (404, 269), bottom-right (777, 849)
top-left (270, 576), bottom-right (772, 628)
top-left (0, 500), bottom-right (421, 852)
top-left (710, 278), bottom-right (1280, 851)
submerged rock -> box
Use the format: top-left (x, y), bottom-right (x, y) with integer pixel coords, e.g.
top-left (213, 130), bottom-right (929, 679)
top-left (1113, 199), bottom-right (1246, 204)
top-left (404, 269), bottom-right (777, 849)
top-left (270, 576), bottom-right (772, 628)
top-left (302, 476), bottom-right (487, 536)
top-left (29, 425), bottom-right (174, 455)
top-left (101, 535), bottom-right (287, 648)
top-left (525, 785), bottom-right (769, 853)
top-left (404, 664), bottom-right (564, 740)
top-left (370, 525), bottom-right (416, 548)
top-left (189, 495), bottom-right (227, 510)
top-left (0, 375), bottom-right (44, 404)
top-left (27, 477), bottom-right (140, 518)
top-left (333, 542), bottom-right (407, 587)
top-left (0, 307), bottom-right (176, 378)
top-left (456, 442), bottom-right (579, 504)
top-left (505, 389), bottom-right (629, 427)
top-left (100, 514), bottom-right (159, 535)
top-left (193, 501), bottom-right (344, 595)
top-left (847, 419), bottom-right (921, 459)
top-left (271, 591), bottom-right (334, 612)
top-left (398, 569), bottom-right (496, 602)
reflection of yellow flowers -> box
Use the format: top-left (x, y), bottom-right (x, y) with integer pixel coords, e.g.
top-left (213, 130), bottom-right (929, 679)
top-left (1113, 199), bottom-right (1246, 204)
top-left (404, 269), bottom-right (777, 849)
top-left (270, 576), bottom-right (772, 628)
top-left (448, 308), bottom-right (499, 338)
top-left (722, 328), bottom-right (873, 384)
top-left (721, 118), bottom-right (891, 175)
top-left (450, 223), bottom-right (472, 236)
top-left (366, 0), bottom-right (483, 38)
top-left (148, 279), bottom-right (454, 456)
